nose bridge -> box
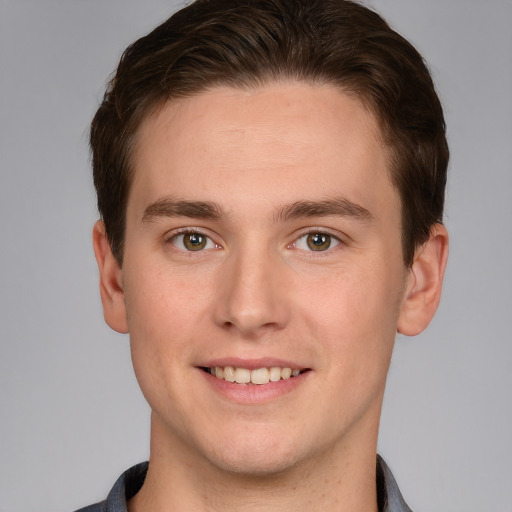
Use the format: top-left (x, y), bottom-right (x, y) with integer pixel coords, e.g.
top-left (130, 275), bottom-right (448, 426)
top-left (215, 240), bottom-right (288, 336)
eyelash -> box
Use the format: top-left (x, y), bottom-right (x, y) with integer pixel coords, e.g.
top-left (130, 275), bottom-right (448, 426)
top-left (166, 229), bottom-right (221, 252)
top-left (289, 230), bottom-right (342, 253)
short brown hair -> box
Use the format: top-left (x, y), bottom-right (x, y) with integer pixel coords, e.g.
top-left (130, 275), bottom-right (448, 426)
top-left (91, 0), bottom-right (448, 266)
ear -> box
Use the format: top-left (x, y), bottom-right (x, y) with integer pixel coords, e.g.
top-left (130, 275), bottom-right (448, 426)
top-left (397, 223), bottom-right (449, 336)
top-left (92, 220), bottom-right (129, 334)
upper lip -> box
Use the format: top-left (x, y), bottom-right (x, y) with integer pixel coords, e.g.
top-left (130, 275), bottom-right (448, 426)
top-left (198, 357), bottom-right (308, 370)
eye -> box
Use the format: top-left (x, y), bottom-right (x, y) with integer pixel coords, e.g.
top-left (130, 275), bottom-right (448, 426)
top-left (171, 231), bottom-right (218, 251)
top-left (293, 232), bottom-right (340, 252)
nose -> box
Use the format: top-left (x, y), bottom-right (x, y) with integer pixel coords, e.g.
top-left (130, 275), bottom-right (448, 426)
top-left (213, 246), bottom-right (290, 338)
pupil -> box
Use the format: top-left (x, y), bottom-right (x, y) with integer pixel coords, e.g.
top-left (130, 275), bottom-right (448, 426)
top-left (185, 233), bottom-right (206, 250)
top-left (308, 233), bottom-right (330, 251)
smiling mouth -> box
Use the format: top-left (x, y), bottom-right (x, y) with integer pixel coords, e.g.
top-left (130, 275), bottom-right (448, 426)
top-left (201, 366), bottom-right (310, 385)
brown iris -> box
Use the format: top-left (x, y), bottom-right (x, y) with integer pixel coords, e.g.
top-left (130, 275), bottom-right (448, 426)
top-left (306, 232), bottom-right (332, 251)
top-left (183, 232), bottom-right (207, 251)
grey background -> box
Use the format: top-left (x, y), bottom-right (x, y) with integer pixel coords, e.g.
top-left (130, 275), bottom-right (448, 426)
top-left (1, 1), bottom-right (511, 511)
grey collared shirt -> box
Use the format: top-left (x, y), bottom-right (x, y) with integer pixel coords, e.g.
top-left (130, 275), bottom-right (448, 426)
top-left (75, 455), bottom-right (412, 512)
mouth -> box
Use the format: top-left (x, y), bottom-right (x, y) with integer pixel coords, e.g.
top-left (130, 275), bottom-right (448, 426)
top-left (200, 366), bottom-right (310, 385)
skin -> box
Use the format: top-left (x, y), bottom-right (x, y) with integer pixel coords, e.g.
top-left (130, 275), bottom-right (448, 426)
top-left (94, 82), bottom-right (448, 512)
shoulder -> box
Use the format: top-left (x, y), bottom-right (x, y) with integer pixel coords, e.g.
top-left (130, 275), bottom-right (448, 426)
top-left (73, 462), bottom-right (148, 512)
top-left (74, 503), bottom-right (104, 512)
top-left (377, 455), bottom-right (413, 512)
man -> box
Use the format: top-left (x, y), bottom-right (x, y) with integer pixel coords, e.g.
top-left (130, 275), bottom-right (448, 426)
top-left (80, 0), bottom-right (449, 510)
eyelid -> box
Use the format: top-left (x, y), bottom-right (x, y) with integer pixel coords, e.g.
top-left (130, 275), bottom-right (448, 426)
top-left (289, 228), bottom-right (345, 251)
top-left (164, 227), bottom-right (222, 251)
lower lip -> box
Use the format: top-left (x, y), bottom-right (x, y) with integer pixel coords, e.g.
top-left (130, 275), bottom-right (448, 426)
top-left (199, 369), bottom-right (310, 404)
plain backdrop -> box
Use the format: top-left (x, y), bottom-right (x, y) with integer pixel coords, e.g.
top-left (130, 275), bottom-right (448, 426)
top-left (1, 1), bottom-right (511, 511)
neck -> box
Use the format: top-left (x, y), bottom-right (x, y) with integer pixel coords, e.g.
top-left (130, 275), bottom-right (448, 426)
top-left (128, 414), bottom-right (380, 512)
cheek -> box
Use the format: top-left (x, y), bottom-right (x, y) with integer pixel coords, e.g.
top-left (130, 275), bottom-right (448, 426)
top-left (124, 259), bottom-right (211, 332)
top-left (122, 267), bottom-right (207, 384)
top-left (298, 259), bottom-right (405, 361)
top-left (309, 261), bottom-right (402, 318)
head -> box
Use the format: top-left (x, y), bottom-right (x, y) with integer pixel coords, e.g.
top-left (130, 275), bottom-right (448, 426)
top-left (91, 0), bottom-right (449, 483)
top-left (91, 0), bottom-right (448, 268)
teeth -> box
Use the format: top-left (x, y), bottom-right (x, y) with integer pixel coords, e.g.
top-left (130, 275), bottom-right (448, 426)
top-left (235, 368), bottom-right (251, 384)
top-left (251, 368), bottom-right (270, 384)
top-left (224, 366), bottom-right (235, 383)
top-left (269, 367), bottom-right (281, 382)
top-left (209, 366), bottom-right (303, 385)
top-left (281, 367), bottom-right (292, 379)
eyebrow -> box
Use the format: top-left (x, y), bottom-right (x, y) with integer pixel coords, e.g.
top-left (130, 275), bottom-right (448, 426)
top-left (141, 196), bottom-right (373, 223)
top-left (142, 197), bottom-right (223, 222)
top-left (274, 198), bottom-right (374, 223)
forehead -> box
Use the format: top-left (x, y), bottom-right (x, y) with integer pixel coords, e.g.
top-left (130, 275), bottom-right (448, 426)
top-left (130, 82), bottom-right (396, 218)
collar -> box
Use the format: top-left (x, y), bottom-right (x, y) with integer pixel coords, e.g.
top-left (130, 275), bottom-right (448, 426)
top-left (78, 455), bottom-right (412, 512)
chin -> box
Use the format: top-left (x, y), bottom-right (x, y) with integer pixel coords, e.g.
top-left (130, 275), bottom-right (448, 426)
top-left (211, 449), bottom-right (300, 477)
top-left (200, 429), bottom-right (305, 477)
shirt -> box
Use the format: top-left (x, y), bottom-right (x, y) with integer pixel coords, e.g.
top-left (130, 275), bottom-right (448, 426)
top-left (75, 455), bottom-right (412, 512)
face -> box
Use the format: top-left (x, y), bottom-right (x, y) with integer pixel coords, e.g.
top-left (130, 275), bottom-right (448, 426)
top-left (100, 83), bottom-right (417, 475)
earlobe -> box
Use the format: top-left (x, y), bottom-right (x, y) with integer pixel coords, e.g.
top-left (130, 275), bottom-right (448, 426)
top-left (397, 223), bottom-right (449, 336)
top-left (92, 220), bottom-right (129, 334)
